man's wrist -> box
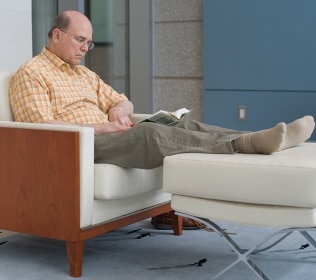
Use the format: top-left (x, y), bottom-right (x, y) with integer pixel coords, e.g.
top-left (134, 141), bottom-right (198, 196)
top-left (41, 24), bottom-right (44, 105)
top-left (109, 106), bottom-right (124, 113)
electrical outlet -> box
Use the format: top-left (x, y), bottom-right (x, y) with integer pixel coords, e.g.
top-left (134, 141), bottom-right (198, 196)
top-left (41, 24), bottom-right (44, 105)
top-left (238, 106), bottom-right (247, 120)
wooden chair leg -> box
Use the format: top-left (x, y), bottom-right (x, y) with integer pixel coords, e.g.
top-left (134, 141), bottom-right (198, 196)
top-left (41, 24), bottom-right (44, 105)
top-left (170, 210), bottom-right (183, 236)
top-left (66, 241), bottom-right (84, 277)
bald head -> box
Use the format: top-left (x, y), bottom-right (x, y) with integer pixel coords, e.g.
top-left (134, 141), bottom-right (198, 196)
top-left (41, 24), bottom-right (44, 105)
top-left (48, 11), bottom-right (92, 39)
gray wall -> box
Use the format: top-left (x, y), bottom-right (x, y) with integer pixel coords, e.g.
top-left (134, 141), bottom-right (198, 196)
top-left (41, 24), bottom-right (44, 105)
top-left (153, 0), bottom-right (203, 121)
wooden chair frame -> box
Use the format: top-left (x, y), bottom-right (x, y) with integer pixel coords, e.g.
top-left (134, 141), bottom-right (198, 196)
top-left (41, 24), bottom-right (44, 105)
top-left (0, 126), bottom-right (182, 277)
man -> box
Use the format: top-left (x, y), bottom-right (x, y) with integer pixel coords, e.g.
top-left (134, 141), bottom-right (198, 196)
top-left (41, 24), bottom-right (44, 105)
top-left (9, 11), bottom-right (315, 228)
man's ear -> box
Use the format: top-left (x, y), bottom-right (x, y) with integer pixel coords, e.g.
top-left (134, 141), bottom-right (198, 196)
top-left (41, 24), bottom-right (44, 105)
top-left (52, 29), bottom-right (62, 43)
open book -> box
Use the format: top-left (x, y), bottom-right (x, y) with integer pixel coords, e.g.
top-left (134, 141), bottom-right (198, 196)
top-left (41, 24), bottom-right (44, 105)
top-left (139, 108), bottom-right (191, 126)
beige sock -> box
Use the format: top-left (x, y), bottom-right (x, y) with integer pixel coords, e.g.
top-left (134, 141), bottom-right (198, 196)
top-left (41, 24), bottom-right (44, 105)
top-left (277, 115), bottom-right (315, 151)
top-left (235, 122), bottom-right (286, 154)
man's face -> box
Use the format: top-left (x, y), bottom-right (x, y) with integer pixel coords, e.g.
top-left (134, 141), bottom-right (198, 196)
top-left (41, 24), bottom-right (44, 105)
top-left (56, 20), bottom-right (93, 67)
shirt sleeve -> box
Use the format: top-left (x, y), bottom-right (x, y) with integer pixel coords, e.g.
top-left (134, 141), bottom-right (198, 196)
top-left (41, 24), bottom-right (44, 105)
top-left (92, 72), bottom-right (129, 114)
top-left (9, 68), bottom-right (55, 123)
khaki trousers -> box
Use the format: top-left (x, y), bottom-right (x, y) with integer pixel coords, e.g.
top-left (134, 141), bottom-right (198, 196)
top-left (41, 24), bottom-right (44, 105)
top-left (94, 118), bottom-right (244, 169)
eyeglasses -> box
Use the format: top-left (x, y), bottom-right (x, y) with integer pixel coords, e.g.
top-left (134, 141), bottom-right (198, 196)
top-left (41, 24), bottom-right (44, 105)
top-left (59, 29), bottom-right (95, 50)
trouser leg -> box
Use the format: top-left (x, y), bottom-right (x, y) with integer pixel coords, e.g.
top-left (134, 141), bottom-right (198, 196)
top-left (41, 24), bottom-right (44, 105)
top-left (176, 117), bottom-right (249, 134)
top-left (94, 122), bottom-right (242, 169)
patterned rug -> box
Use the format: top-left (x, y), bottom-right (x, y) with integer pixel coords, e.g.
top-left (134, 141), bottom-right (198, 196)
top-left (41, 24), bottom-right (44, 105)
top-left (1, 219), bottom-right (316, 280)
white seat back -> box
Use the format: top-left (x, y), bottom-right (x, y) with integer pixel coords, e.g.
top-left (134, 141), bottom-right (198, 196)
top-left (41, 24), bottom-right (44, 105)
top-left (0, 72), bottom-right (15, 121)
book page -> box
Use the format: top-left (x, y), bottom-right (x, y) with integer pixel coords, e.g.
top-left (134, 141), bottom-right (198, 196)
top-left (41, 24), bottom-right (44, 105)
top-left (139, 108), bottom-right (191, 126)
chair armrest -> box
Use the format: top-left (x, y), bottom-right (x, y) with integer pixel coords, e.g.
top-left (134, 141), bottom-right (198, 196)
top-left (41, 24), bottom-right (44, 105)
top-left (0, 121), bottom-right (95, 238)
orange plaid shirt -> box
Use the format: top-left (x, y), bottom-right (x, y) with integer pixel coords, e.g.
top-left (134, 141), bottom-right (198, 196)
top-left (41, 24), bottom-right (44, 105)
top-left (9, 47), bottom-right (128, 124)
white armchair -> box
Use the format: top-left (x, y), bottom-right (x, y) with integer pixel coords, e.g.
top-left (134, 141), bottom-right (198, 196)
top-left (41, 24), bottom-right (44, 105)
top-left (0, 72), bottom-right (182, 277)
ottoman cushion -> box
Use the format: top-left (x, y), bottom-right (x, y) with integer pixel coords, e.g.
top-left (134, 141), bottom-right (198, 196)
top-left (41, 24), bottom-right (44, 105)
top-left (163, 143), bottom-right (316, 208)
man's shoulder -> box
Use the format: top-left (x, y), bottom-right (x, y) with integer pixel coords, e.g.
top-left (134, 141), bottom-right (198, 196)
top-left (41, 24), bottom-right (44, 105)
top-left (16, 53), bottom-right (49, 76)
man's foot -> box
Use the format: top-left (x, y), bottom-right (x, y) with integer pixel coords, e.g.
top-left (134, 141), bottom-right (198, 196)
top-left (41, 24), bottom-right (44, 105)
top-left (234, 116), bottom-right (315, 154)
top-left (277, 115), bottom-right (315, 151)
top-left (151, 212), bottom-right (200, 230)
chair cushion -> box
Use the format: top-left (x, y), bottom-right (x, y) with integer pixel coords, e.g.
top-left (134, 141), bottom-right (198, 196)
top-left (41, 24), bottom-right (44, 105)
top-left (163, 143), bottom-right (316, 208)
top-left (95, 164), bottom-right (162, 199)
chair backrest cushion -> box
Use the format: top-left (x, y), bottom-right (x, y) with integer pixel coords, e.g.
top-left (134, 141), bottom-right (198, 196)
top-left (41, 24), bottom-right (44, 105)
top-left (0, 71), bottom-right (15, 121)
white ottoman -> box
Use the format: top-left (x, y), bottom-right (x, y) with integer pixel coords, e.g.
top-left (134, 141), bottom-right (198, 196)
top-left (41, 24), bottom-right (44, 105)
top-left (163, 143), bottom-right (316, 279)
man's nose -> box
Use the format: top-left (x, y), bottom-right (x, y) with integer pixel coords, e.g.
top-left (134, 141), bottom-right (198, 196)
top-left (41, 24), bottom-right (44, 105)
top-left (81, 43), bottom-right (89, 52)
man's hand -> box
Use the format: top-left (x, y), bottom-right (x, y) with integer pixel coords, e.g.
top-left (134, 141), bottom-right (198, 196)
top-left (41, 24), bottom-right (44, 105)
top-left (108, 106), bottom-right (134, 127)
top-left (108, 100), bottom-right (134, 127)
